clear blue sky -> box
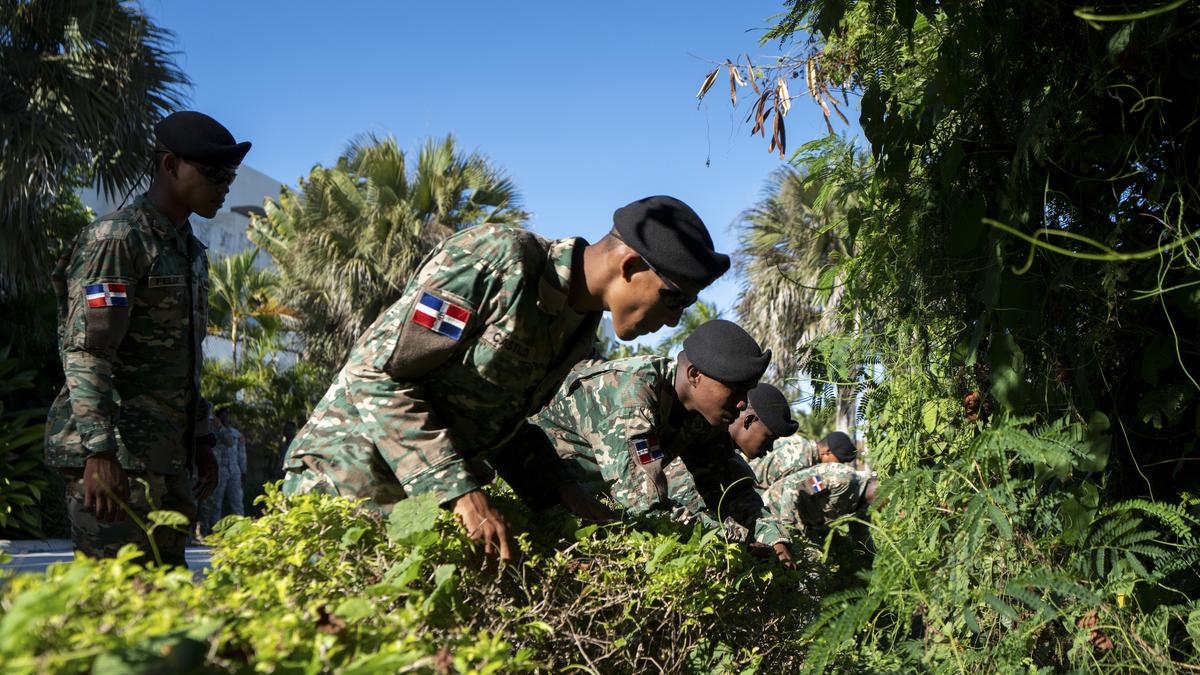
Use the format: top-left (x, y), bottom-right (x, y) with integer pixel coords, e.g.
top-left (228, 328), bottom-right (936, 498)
top-left (143, 0), bottom-right (831, 343)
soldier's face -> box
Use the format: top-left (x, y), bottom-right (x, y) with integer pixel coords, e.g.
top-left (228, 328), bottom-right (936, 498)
top-left (687, 366), bottom-right (752, 427)
top-left (170, 156), bottom-right (237, 219)
top-left (731, 410), bottom-right (778, 459)
top-left (608, 256), bottom-right (700, 339)
top-left (818, 443), bottom-right (840, 463)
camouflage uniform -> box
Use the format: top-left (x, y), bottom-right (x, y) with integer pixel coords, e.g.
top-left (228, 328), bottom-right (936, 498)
top-left (760, 462), bottom-right (870, 540)
top-left (44, 195), bottom-right (212, 566)
top-left (747, 435), bottom-right (820, 485)
top-left (283, 224), bottom-right (600, 510)
top-left (667, 439), bottom-right (868, 543)
top-left (531, 355), bottom-right (789, 546)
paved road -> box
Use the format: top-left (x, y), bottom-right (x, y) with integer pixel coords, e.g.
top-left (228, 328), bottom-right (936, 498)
top-left (1, 545), bottom-right (212, 575)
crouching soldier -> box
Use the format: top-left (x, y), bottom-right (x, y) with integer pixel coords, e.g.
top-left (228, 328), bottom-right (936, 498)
top-left (282, 195), bottom-right (730, 562)
top-left (522, 319), bottom-right (794, 565)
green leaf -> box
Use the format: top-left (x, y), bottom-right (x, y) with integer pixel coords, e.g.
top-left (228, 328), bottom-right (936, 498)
top-left (340, 525), bottom-right (367, 547)
top-left (148, 510), bottom-right (190, 528)
top-left (334, 597), bottom-right (374, 622)
top-left (92, 630), bottom-right (209, 675)
top-left (983, 592), bottom-right (1020, 622)
top-left (963, 605), bottom-right (981, 634)
top-left (386, 492), bottom-right (442, 543)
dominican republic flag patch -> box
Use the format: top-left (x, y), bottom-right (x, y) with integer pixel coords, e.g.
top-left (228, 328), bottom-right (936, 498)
top-left (633, 435), bottom-right (664, 465)
top-left (411, 292), bottom-right (470, 341)
top-left (85, 283), bottom-right (129, 308)
top-left (806, 474), bottom-right (827, 495)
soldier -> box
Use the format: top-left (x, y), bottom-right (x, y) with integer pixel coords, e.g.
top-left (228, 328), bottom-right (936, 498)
top-left (283, 195), bottom-right (729, 562)
top-left (44, 111), bottom-right (249, 566)
top-left (750, 430), bottom-right (858, 486)
top-left (529, 320), bottom-right (795, 565)
top-left (663, 382), bottom-right (799, 529)
top-left (761, 462), bottom-right (876, 541)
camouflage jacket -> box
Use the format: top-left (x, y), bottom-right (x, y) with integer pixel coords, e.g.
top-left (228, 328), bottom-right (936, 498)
top-left (285, 224), bottom-right (600, 507)
top-left (667, 442), bottom-right (867, 541)
top-left (45, 195), bottom-right (212, 475)
top-left (747, 435), bottom-right (820, 487)
top-left (760, 462), bottom-right (870, 536)
top-left (531, 355), bottom-right (789, 546)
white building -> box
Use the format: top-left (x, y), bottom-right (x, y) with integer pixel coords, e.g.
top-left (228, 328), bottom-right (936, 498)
top-left (79, 165), bottom-right (296, 366)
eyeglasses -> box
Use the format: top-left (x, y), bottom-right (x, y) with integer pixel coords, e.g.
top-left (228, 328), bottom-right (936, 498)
top-left (642, 257), bottom-right (697, 311)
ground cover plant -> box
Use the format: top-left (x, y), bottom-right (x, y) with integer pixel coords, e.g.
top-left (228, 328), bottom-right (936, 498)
top-left (0, 486), bottom-right (824, 673)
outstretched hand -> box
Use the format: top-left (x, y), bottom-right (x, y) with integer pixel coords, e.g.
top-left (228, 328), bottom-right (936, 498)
top-left (451, 489), bottom-right (516, 564)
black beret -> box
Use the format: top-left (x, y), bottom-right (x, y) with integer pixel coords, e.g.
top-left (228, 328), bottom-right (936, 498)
top-left (748, 383), bottom-right (798, 437)
top-left (613, 195), bottom-right (730, 286)
top-left (155, 111), bottom-right (251, 166)
top-left (821, 431), bottom-right (857, 462)
top-left (682, 319), bottom-right (771, 385)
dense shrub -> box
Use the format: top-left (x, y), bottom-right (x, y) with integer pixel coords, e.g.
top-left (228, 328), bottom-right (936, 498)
top-left (0, 486), bottom-right (824, 673)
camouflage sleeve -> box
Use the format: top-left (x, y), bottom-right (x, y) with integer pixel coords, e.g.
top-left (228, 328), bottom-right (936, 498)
top-left (750, 437), bottom-right (817, 485)
top-left (344, 232), bottom-right (516, 503)
top-left (682, 443), bottom-right (790, 546)
top-left (590, 407), bottom-right (670, 516)
top-left (763, 465), bottom-right (864, 534)
top-left (60, 229), bottom-right (144, 456)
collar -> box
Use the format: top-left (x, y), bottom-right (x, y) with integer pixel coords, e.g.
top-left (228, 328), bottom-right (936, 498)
top-left (537, 236), bottom-right (585, 316)
top-left (135, 194), bottom-right (193, 248)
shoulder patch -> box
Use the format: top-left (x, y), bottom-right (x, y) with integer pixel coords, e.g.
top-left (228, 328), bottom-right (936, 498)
top-left (85, 282), bottom-right (129, 307)
top-left (804, 473), bottom-right (827, 495)
top-left (633, 434), bottom-right (664, 465)
top-left (411, 291), bottom-right (471, 340)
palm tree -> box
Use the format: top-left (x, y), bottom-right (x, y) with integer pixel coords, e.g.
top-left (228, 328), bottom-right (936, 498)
top-left (248, 134), bottom-right (528, 370)
top-left (735, 166), bottom-right (859, 433)
top-left (657, 300), bottom-right (723, 353)
top-left (0, 1), bottom-right (188, 296)
top-left (207, 249), bottom-right (290, 372)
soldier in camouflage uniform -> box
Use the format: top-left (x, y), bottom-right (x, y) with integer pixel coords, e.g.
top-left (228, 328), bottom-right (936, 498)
top-left (667, 385), bottom-right (875, 543)
top-left (283, 196), bottom-right (730, 561)
top-left (44, 111), bottom-right (250, 566)
top-left (530, 320), bottom-right (795, 564)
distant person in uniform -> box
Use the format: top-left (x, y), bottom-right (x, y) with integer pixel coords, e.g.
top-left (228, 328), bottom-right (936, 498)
top-left (44, 111), bottom-right (250, 566)
top-left (283, 195), bottom-right (730, 562)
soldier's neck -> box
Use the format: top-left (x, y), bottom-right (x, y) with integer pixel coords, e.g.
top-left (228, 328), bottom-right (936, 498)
top-left (569, 240), bottom-right (606, 313)
top-left (145, 184), bottom-right (192, 230)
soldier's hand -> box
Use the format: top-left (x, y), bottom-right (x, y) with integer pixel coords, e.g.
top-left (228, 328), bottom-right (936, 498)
top-left (194, 444), bottom-right (219, 500)
top-left (772, 541), bottom-right (797, 569)
top-left (556, 481), bottom-right (618, 523)
top-left (451, 489), bottom-right (515, 564)
top-left (83, 453), bottom-right (130, 523)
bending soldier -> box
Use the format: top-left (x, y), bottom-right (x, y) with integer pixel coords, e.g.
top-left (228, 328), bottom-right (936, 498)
top-left (283, 196), bottom-right (729, 562)
top-left (527, 320), bottom-right (795, 565)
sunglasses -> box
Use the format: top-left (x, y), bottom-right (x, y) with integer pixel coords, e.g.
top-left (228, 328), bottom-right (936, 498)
top-left (183, 158), bottom-right (238, 186)
top-left (156, 150), bottom-right (238, 186)
top-left (642, 257), bottom-right (697, 311)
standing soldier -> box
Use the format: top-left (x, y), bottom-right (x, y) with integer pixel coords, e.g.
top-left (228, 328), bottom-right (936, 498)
top-left (528, 320), bottom-right (795, 565)
top-left (283, 196), bottom-right (729, 562)
top-left (44, 111), bottom-right (249, 566)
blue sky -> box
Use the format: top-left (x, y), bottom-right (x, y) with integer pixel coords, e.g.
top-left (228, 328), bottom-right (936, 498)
top-left (143, 1), bottom-right (832, 343)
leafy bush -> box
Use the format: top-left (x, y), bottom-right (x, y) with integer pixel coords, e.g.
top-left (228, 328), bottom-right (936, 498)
top-left (0, 349), bottom-right (48, 537)
top-left (0, 486), bottom-right (824, 673)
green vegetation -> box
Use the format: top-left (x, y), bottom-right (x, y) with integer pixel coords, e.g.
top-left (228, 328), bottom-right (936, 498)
top-left (0, 0), bottom-right (187, 296)
top-left (247, 135), bottom-right (528, 372)
top-left (1, 487), bottom-right (822, 673)
top-left (701, 0), bottom-right (1200, 670)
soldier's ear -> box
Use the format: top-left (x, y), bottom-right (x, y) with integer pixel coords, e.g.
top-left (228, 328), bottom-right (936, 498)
top-left (743, 413), bottom-right (757, 430)
top-left (685, 362), bottom-right (704, 387)
top-left (617, 251), bottom-right (648, 283)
